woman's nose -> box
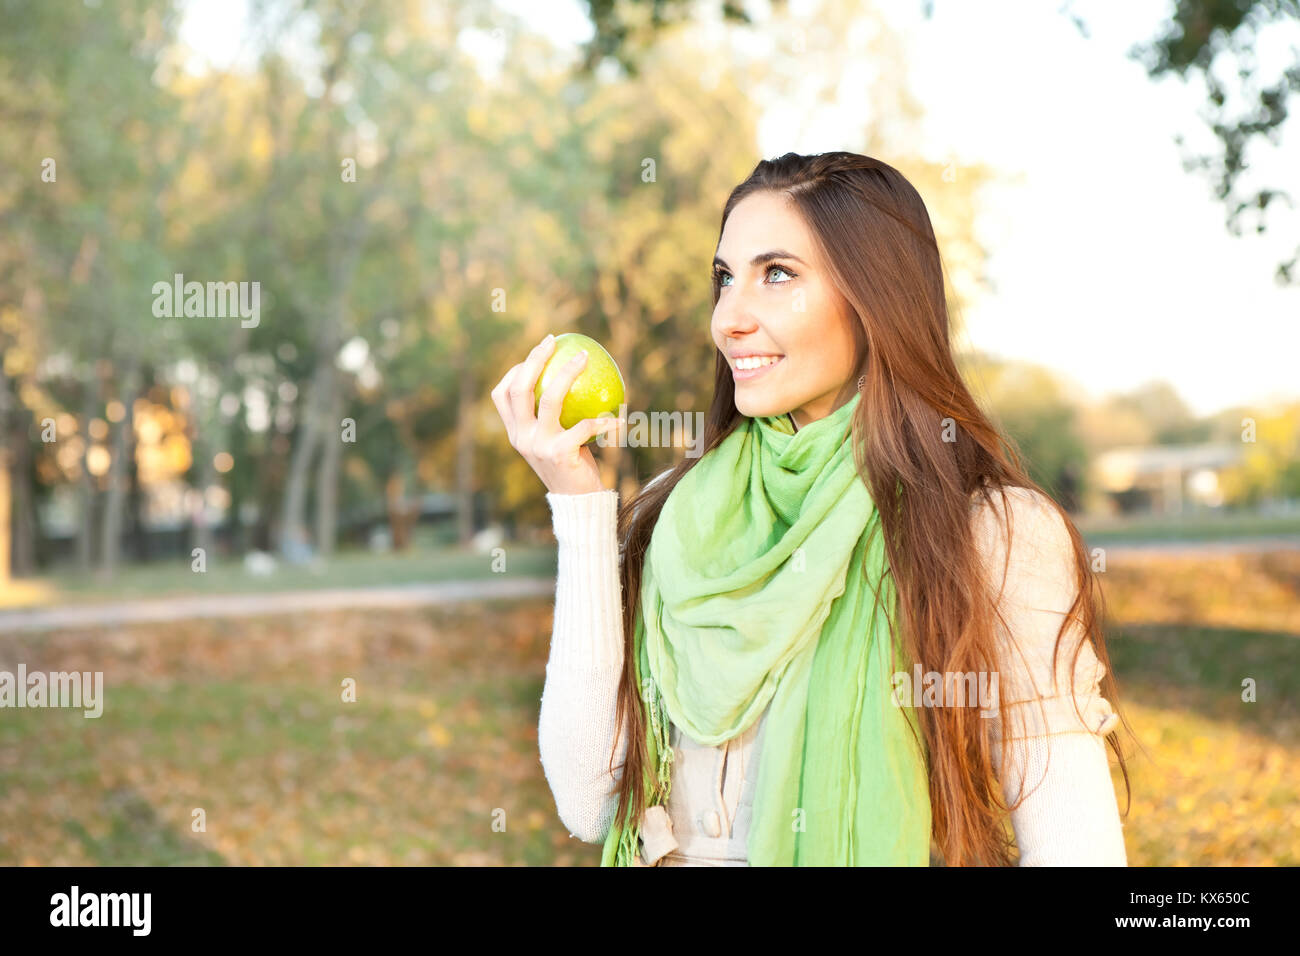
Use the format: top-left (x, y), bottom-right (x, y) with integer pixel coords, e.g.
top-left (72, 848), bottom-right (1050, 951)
top-left (714, 293), bottom-right (759, 339)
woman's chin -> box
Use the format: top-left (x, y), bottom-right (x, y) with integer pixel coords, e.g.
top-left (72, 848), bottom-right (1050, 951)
top-left (734, 394), bottom-right (792, 420)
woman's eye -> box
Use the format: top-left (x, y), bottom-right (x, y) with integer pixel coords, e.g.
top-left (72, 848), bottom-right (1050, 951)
top-left (714, 265), bottom-right (794, 287)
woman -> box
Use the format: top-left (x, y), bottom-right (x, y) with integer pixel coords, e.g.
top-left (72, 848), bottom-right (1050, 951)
top-left (492, 151), bottom-right (1132, 866)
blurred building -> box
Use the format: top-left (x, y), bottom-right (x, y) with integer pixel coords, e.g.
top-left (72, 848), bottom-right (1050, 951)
top-left (1092, 443), bottom-right (1244, 514)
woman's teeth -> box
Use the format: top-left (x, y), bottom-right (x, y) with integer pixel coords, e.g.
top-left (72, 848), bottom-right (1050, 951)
top-left (735, 355), bottom-right (782, 370)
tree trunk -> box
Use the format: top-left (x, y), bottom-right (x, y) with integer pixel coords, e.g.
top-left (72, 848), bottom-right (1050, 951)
top-left (455, 358), bottom-right (475, 547)
top-left (76, 385), bottom-right (98, 572)
top-left (127, 395), bottom-right (147, 561)
top-left (0, 370), bottom-right (10, 583)
top-left (194, 350), bottom-right (244, 560)
top-left (314, 387), bottom-right (343, 557)
top-left (0, 440), bottom-right (8, 584)
top-left (278, 364), bottom-right (326, 558)
top-left (8, 412), bottom-right (36, 577)
top-left (276, 220), bottom-right (362, 558)
top-left (191, 441), bottom-right (217, 561)
top-left (98, 364), bottom-right (139, 578)
top-left (386, 472), bottom-right (415, 551)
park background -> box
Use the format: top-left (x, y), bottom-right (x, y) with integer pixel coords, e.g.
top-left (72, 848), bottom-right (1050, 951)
top-left (0, 0), bottom-right (1297, 865)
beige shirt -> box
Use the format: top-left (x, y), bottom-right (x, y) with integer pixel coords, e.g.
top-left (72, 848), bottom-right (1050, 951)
top-left (538, 478), bottom-right (1127, 866)
top-left (655, 709), bottom-right (771, 866)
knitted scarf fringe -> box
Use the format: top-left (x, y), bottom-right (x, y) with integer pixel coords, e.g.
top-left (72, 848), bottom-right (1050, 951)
top-left (612, 674), bottom-right (674, 866)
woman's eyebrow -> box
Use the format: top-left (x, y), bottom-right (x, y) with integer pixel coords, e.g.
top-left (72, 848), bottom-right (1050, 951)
top-left (713, 250), bottom-right (808, 270)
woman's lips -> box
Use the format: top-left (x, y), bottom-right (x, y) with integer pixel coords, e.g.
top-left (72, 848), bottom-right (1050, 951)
top-left (732, 356), bottom-right (785, 381)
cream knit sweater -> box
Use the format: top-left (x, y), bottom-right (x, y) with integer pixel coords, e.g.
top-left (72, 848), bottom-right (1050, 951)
top-left (537, 478), bottom-right (1128, 866)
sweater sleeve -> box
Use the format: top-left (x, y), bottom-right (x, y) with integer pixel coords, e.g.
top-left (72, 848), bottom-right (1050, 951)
top-left (537, 488), bottom-right (628, 843)
top-left (538, 470), bottom-right (676, 843)
top-left (971, 486), bottom-right (1129, 866)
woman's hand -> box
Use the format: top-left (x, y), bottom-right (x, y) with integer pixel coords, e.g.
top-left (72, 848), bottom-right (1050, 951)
top-left (491, 334), bottom-right (624, 496)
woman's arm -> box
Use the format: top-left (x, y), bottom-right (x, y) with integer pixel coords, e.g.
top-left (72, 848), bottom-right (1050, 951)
top-left (537, 488), bottom-right (629, 843)
top-left (538, 469), bottom-right (675, 843)
top-left (971, 486), bottom-right (1128, 866)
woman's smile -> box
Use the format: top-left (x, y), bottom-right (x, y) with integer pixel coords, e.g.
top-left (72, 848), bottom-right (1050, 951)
top-left (731, 354), bottom-right (785, 381)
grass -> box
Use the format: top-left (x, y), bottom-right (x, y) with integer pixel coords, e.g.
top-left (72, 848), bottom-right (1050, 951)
top-left (0, 540), bottom-right (560, 609)
top-left (0, 552), bottom-right (1296, 865)
top-left (1096, 551), bottom-right (1300, 865)
top-left (0, 600), bottom-right (589, 865)
top-left (1075, 508), bottom-right (1300, 545)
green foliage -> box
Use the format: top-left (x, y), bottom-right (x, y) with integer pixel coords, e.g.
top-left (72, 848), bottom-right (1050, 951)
top-left (5, 0), bottom-right (1238, 578)
top-left (1127, 0), bottom-right (1300, 284)
top-left (961, 352), bottom-right (1090, 505)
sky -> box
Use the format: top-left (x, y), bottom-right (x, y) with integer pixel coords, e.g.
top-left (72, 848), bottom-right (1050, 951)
top-left (884, 0), bottom-right (1300, 418)
top-left (178, 0), bottom-right (1300, 419)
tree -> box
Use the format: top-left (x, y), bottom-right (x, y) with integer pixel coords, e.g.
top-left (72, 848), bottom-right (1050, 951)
top-left (583, 2), bottom-right (1300, 285)
top-left (1069, 0), bottom-right (1300, 284)
top-left (0, 0), bottom-right (187, 579)
top-left (1102, 381), bottom-right (1210, 446)
top-left (576, 0), bottom-right (777, 74)
top-left (961, 353), bottom-right (1091, 509)
top-left (1221, 400), bottom-right (1300, 503)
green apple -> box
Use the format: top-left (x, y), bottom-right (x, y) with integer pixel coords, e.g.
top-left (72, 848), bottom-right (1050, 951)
top-left (533, 333), bottom-right (625, 439)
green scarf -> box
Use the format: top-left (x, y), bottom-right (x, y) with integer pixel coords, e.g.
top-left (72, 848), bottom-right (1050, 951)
top-left (601, 391), bottom-right (931, 866)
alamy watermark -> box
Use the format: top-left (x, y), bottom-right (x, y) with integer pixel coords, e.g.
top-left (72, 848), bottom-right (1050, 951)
top-left (891, 665), bottom-right (999, 716)
top-left (50, 885), bottom-right (150, 935)
top-left (0, 665), bottom-right (103, 718)
top-left (593, 403), bottom-right (706, 458)
top-left (152, 273), bottom-right (260, 328)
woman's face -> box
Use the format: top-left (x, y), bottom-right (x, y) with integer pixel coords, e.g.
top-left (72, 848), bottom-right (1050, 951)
top-left (711, 190), bottom-right (860, 429)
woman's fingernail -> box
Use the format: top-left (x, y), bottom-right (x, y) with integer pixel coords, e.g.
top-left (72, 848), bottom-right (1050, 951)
top-left (542, 333), bottom-right (554, 346)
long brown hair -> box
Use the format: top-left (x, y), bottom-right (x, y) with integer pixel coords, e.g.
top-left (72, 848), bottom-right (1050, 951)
top-left (606, 151), bottom-right (1132, 866)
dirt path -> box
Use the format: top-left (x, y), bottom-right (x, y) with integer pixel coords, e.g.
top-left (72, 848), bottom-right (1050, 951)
top-left (0, 577), bottom-right (557, 634)
top-left (2, 534), bottom-right (1295, 634)
top-left (1099, 536), bottom-right (1299, 557)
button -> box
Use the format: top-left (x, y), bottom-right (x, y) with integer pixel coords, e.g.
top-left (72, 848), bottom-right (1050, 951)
top-left (698, 809), bottom-right (722, 838)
